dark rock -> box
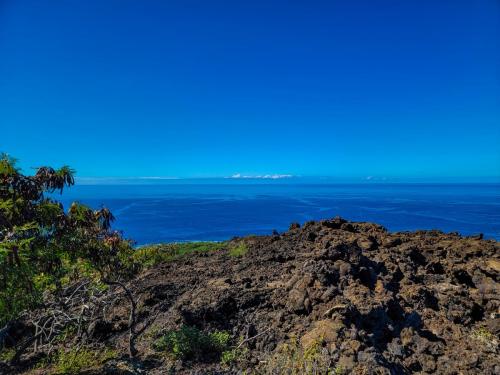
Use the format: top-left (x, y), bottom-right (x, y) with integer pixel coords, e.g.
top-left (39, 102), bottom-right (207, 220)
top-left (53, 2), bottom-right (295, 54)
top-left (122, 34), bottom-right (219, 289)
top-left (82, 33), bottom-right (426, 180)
top-left (88, 320), bottom-right (115, 340)
top-left (287, 288), bottom-right (308, 313)
top-left (387, 339), bottom-right (404, 357)
top-left (357, 237), bottom-right (377, 251)
top-left (10, 217), bottom-right (499, 375)
top-left (321, 217), bottom-right (346, 229)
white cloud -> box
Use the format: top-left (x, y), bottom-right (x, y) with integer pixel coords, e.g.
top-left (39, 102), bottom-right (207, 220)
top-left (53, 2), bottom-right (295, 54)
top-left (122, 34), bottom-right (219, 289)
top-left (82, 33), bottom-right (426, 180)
top-left (227, 173), bottom-right (294, 179)
top-left (137, 176), bottom-right (179, 180)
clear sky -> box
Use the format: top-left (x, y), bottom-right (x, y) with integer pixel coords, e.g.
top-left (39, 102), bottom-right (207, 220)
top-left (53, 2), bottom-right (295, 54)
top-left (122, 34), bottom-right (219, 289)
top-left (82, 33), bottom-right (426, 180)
top-left (1, 0), bottom-right (499, 179)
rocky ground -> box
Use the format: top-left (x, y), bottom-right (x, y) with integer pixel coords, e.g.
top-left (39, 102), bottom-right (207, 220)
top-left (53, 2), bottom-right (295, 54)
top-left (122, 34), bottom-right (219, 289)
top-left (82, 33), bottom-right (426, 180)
top-left (4, 217), bottom-right (500, 374)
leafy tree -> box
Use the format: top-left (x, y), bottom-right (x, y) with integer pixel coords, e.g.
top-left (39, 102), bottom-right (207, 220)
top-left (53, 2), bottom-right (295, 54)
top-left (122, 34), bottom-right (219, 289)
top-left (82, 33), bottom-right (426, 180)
top-left (0, 154), bottom-right (135, 327)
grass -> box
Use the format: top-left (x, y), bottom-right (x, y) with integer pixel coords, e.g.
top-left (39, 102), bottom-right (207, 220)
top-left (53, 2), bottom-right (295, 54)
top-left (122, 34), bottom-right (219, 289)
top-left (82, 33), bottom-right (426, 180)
top-left (38, 347), bottom-right (117, 374)
top-left (259, 336), bottom-right (342, 374)
top-left (472, 327), bottom-right (494, 339)
top-left (471, 327), bottom-right (498, 348)
top-left (228, 242), bottom-right (248, 257)
top-left (133, 242), bottom-right (226, 267)
top-left (132, 240), bottom-right (247, 266)
top-left (153, 325), bottom-right (232, 362)
top-left (0, 348), bottom-right (15, 363)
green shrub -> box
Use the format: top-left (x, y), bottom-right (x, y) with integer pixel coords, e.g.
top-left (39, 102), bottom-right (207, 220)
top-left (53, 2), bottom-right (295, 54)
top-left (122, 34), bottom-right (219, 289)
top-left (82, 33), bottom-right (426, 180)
top-left (471, 327), bottom-right (498, 350)
top-left (259, 336), bottom-right (340, 374)
top-left (153, 325), bottom-right (232, 361)
top-left (220, 347), bottom-right (244, 366)
top-left (0, 348), bottom-right (16, 363)
top-left (44, 347), bottom-right (116, 374)
top-left (208, 330), bottom-right (231, 351)
top-left (228, 242), bottom-right (248, 257)
top-left (471, 327), bottom-right (494, 341)
top-left (133, 242), bottom-right (226, 267)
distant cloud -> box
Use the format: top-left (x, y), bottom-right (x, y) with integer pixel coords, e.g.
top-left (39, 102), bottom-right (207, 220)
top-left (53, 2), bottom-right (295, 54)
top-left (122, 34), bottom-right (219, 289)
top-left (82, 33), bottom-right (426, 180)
top-left (228, 173), bottom-right (294, 179)
top-left (364, 176), bottom-right (388, 182)
top-left (136, 176), bottom-right (179, 180)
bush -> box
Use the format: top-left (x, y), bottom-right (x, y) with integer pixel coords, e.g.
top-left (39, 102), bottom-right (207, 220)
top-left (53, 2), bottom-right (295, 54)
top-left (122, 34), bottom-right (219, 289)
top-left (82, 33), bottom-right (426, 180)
top-left (471, 327), bottom-right (498, 350)
top-left (40, 347), bottom-right (116, 374)
top-left (208, 330), bottom-right (231, 352)
top-left (0, 348), bottom-right (15, 363)
top-left (220, 347), bottom-right (244, 366)
top-left (259, 336), bottom-right (341, 374)
top-left (153, 325), bottom-right (232, 361)
top-left (228, 242), bottom-right (248, 257)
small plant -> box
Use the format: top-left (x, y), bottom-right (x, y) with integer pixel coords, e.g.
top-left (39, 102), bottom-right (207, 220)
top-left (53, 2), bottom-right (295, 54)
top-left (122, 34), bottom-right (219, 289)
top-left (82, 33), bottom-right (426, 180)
top-left (220, 349), bottom-right (236, 366)
top-left (0, 348), bottom-right (16, 363)
top-left (42, 347), bottom-right (116, 374)
top-left (471, 327), bottom-right (497, 349)
top-left (153, 325), bottom-right (201, 359)
top-left (259, 336), bottom-right (337, 374)
top-left (471, 327), bottom-right (494, 341)
top-left (229, 242), bottom-right (248, 257)
top-left (153, 325), bottom-right (232, 361)
top-left (220, 346), bottom-right (247, 367)
top-left (208, 330), bottom-right (231, 352)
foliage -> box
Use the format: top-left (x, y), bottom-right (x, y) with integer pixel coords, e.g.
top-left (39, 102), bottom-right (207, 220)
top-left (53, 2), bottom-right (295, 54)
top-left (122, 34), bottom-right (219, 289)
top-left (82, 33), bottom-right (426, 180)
top-left (471, 327), bottom-right (494, 341)
top-left (259, 336), bottom-right (340, 375)
top-left (471, 327), bottom-right (498, 350)
top-left (41, 347), bottom-right (116, 374)
top-left (220, 347), bottom-right (244, 366)
top-left (133, 242), bottom-right (225, 267)
top-left (0, 154), bottom-right (136, 325)
top-left (208, 330), bottom-right (231, 352)
top-left (228, 242), bottom-right (248, 257)
top-left (0, 347), bottom-right (15, 362)
top-left (153, 325), bottom-right (232, 361)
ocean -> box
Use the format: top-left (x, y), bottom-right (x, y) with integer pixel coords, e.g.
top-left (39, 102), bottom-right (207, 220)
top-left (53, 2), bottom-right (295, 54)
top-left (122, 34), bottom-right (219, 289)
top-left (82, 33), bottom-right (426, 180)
top-left (57, 182), bottom-right (500, 244)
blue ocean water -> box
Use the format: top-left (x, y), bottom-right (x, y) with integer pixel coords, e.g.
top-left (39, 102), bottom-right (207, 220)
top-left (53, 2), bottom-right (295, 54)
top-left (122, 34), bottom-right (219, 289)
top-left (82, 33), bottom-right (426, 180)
top-left (57, 183), bottom-right (500, 244)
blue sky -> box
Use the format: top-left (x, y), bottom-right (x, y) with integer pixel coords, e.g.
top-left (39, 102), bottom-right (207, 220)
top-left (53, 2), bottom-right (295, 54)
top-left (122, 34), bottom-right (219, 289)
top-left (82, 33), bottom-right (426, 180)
top-left (1, 0), bottom-right (499, 180)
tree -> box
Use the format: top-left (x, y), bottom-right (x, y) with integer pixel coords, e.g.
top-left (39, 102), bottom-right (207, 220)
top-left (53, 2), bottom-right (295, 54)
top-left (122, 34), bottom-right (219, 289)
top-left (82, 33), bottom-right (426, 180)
top-left (0, 154), bottom-right (75, 322)
top-left (0, 154), bottom-right (136, 337)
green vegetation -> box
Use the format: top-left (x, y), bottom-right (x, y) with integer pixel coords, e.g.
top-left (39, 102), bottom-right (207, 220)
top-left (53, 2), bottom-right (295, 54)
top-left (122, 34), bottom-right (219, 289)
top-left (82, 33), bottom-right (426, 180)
top-left (40, 347), bottom-right (117, 374)
top-left (133, 242), bottom-right (225, 267)
top-left (153, 325), bottom-right (232, 361)
top-left (471, 327), bottom-right (498, 349)
top-left (259, 336), bottom-right (340, 374)
top-left (0, 154), bottom-right (137, 358)
top-left (471, 327), bottom-right (494, 340)
top-left (228, 242), bottom-right (248, 257)
top-left (0, 154), bottom-right (137, 325)
top-left (0, 348), bottom-right (15, 362)
top-left (220, 347), bottom-right (245, 366)
top-left (0, 154), bottom-right (246, 368)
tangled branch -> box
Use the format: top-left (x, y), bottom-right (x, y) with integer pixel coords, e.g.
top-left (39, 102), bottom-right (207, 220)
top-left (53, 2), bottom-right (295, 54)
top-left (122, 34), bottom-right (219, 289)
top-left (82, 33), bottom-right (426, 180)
top-left (11, 280), bottom-right (107, 364)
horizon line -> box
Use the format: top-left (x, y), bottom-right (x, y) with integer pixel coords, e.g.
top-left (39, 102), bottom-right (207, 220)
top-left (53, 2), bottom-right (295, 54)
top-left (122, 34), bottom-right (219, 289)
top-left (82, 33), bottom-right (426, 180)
top-left (73, 175), bottom-right (500, 185)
